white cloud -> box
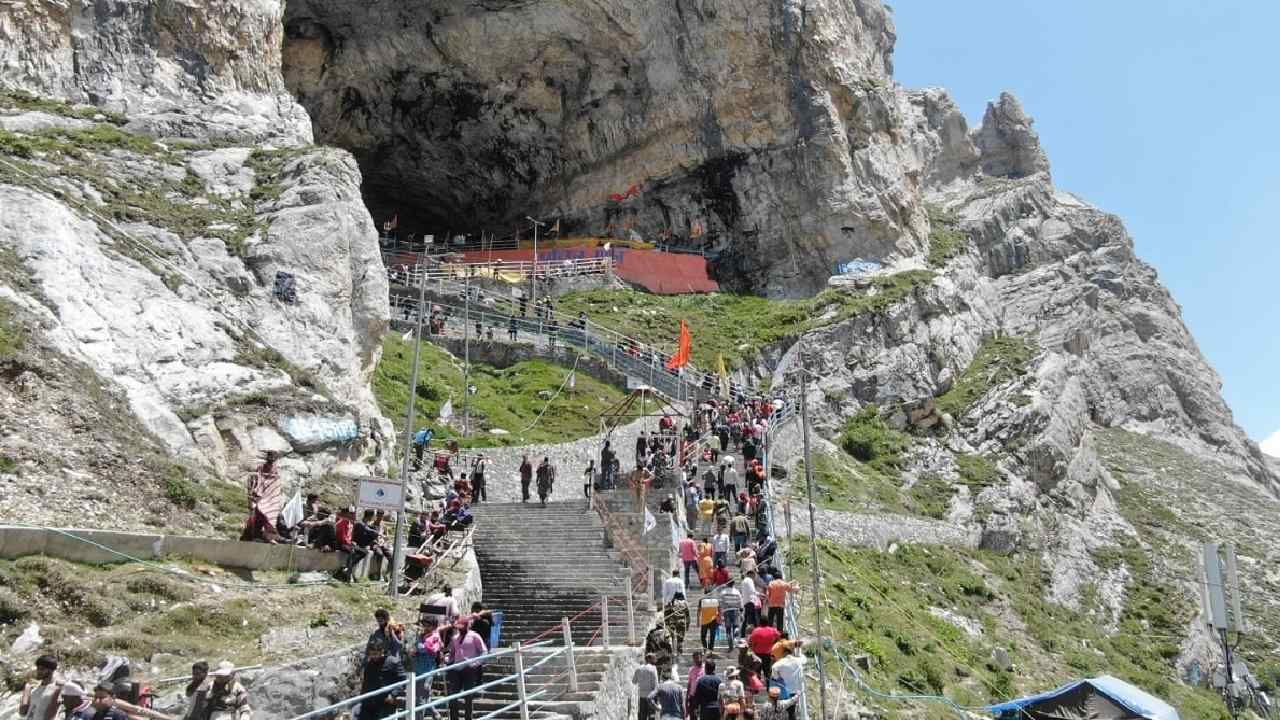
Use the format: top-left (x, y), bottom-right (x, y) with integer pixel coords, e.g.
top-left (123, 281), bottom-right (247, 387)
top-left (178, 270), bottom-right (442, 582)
top-left (1261, 430), bottom-right (1280, 458)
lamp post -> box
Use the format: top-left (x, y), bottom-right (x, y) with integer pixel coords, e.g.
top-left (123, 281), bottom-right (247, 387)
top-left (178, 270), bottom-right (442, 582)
top-left (389, 247), bottom-right (429, 597)
top-left (526, 216), bottom-right (545, 315)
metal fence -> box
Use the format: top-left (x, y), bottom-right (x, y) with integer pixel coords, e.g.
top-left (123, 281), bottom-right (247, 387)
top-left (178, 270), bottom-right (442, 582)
top-left (387, 257), bottom-right (613, 285)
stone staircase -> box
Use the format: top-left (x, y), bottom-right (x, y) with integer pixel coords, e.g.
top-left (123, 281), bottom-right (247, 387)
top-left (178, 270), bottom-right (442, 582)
top-left (463, 498), bottom-right (646, 719)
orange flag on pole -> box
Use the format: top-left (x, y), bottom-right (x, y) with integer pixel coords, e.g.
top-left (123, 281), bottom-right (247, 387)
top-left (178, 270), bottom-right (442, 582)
top-left (666, 320), bottom-right (692, 370)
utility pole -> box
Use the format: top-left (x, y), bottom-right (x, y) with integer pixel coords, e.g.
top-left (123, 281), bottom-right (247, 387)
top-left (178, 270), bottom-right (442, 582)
top-left (799, 344), bottom-right (830, 720)
top-left (463, 273), bottom-right (471, 438)
top-left (526, 216), bottom-right (545, 316)
top-left (389, 248), bottom-right (429, 597)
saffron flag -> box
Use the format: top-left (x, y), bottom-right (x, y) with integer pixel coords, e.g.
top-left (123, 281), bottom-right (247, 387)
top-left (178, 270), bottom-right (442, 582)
top-left (665, 320), bottom-right (692, 370)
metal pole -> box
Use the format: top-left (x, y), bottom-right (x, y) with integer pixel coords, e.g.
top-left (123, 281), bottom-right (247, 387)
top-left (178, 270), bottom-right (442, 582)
top-left (563, 617), bottom-right (579, 693)
top-left (601, 595), bottom-right (611, 648)
top-left (514, 643), bottom-right (531, 720)
top-left (625, 575), bottom-right (636, 645)
top-left (390, 250), bottom-right (429, 597)
top-left (405, 670), bottom-right (416, 719)
top-left (463, 275), bottom-right (471, 438)
top-left (799, 345), bottom-right (829, 720)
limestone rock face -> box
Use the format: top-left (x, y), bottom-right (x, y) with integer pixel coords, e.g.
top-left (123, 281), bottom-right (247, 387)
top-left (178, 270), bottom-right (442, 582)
top-left (0, 143), bottom-right (391, 484)
top-left (281, 0), bottom-right (921, 296)
top-left (0, 0), bottom-right (311, 144)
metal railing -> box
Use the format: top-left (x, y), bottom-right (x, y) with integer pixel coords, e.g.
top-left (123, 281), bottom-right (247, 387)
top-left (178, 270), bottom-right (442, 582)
top-left (389, 292), bottom-right (702, 403)
top-left (387, 257), bottom-right (613, 284)
top-left (761, 403), bottom-right (808, 720)
top-left (387, 279), bottom-right (761, 404)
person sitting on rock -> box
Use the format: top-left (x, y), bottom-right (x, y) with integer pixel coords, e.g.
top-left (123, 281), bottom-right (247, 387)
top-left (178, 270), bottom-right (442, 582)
top-left (185, 662), bottom-right (250, 720)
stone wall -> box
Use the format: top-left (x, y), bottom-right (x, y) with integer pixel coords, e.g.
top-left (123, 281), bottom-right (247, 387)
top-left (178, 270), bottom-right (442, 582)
top-left (0, 525), bottom-right (341, 572)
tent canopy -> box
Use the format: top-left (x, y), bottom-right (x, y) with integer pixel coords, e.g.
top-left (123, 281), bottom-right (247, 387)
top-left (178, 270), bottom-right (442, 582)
top-left (988, 675), bottom-right (1180, 720)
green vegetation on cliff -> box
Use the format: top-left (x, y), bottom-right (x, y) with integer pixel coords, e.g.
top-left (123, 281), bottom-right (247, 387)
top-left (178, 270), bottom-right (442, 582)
top-left (557, 270), bottom-right (935, 368)
top-left (935, 335), bottom-right (1035, 419)
top-left (374, 333), bottom-right (626, 448)
top-left (926, 204), bottom-right (968, 268)
top-left (787, 538), bottom-right (1229, 719)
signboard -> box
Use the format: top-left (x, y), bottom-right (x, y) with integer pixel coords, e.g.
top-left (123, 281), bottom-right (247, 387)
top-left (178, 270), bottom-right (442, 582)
top-left (833, 258), bottom-right (882, 276)
top-left (356, 479), bottom-right (405, 511)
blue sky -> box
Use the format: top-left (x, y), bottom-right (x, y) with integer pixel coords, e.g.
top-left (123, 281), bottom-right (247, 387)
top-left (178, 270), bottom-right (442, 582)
top-left (888, 1), bottom-right (1280, 451)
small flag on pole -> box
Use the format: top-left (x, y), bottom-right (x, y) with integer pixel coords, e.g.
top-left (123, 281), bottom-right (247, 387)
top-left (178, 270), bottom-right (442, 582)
top-left (401, 328), bottom-right (414, 341)
top-left (439, 398), bottom-right (453, 420)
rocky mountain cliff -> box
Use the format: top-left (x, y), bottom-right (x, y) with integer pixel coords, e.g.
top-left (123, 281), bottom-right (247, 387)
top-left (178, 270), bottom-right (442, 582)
top-left (1, 0), bottom-right (1277, 714)
top-left (0, 0), bottom-right (391, 530)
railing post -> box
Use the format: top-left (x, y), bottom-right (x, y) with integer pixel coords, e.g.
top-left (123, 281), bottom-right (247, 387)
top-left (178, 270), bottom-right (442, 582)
top-left (405, 669), bottom-right (416, 720)
top-left (647, 565), bottom-right (656, 610)
top-left (514, 642), bottom-right (531, 720)
top-left (562, 616), bottom-right (579, 693)
top-left (625, 577), bottom-right (636, 645)
top-left (601, 594), bottom-right (611, 649)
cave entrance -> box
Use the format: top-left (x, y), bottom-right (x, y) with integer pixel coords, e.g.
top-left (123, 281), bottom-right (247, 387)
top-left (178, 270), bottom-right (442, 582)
top-left (281, 11), bottom-right (551, 247)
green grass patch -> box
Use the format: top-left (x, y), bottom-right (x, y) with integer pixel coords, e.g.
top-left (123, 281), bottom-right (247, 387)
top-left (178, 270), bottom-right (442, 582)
top-left (0, 90), bottom-right (125, 125)
top-left (374, 333), bottom-right (628, 448)
top-left (557, 270), bottom-right (934, 368)
top-left (935, 335), bottom-right (1035, 420)
top-left (908, 473), bottom-right (957, 520)
top-left (799, 452), bottom-right (907, 514)
top-left (235, 344), bottom-right (322, 392)
top-left (0, 299), bottom-right (22, 359)
top-left (956, 453), bottom-right (998, 489)
top-left (926, 204), bottom-right (967, 268)
top-left (837, 404), bottom-right (913, 476)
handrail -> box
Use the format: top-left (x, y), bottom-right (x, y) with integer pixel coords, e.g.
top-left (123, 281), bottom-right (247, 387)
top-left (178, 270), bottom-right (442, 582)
top-left (388, 272), bottom-right (748, 399)
top-left (389, 257), bottom-right (613, 284)
top-left (284, 639), bottom-right (558, 720)
top-left (761, 404), bottom-right (808, 720)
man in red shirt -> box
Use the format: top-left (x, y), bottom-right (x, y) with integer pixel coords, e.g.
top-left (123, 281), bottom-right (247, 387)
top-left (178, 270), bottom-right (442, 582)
top-left (336, 507), bottom-right (366, 582)
top-left (677, 532), bottom-right (699, 590)
top-left (748, 624), bottom-right (781, 679)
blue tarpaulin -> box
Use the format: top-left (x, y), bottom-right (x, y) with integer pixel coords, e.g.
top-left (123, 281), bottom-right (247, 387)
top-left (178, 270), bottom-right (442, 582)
top-left (988, 675), bottom-right (1180, 720)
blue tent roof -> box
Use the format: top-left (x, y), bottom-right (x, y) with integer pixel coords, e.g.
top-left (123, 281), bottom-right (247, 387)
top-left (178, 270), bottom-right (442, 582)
top-left (988, 675), bottom-right (1180, 720)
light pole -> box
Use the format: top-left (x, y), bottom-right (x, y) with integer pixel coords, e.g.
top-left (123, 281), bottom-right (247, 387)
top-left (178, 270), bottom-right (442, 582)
top-left (390, 247), bottom-right (429, 597)
top-left (798, 342), bottom-right (829, 720)
top-left (526, 216), bottom-right (545, 315)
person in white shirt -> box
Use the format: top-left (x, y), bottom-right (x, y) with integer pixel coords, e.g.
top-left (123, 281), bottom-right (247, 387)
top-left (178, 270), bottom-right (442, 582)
top-left (662, 569), bottom-right (685, 606)
top-left (711, 530), bottom-right (731, 568)
top-left (771, 643), bottom-right (807, 706)
top-left (740, 572), bottom-right (762, 628)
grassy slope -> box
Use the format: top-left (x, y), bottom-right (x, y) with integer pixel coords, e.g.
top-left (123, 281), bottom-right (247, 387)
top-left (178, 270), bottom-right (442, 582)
top-left (0, 555), bottom-right (417, 692)
top-left (556, 270), bottom-right (935, 368)
top-left (373, 333), bottom-right (627, 448)
top-left (788, 537), bottom-right (1229, 719)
